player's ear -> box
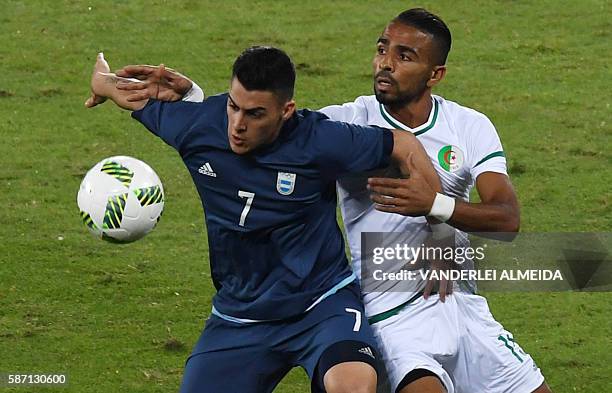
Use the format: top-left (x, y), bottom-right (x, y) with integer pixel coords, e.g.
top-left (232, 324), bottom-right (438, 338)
top-left (427, 65), bottom-right (446, 88)
top-left (281, 99), bottom-right (296, 121)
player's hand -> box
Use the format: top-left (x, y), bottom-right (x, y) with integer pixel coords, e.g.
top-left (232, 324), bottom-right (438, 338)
top-left (115, 64), bottom-right (193, 102)
top-left (368, 153), bottom-right (437, 217)
top-left (423, 259), bottom-right (454, 302)
top-left (85, 53), bottom-right (110, 108)
top-left (422, 229), bottom-right (456, 302)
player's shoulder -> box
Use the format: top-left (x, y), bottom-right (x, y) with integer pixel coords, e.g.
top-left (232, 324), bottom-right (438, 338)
top-left (326, 94), bottom-right (378, 108)
top-left (351, 95), bottom-right (379, 112)
top-left (295, 107), bottom-right (386, 149)
top-left (436, 95), bottom-right (497, 136)
top-left (298, 108), bottom-right (329, 124)
top-left (289, 109), bottom-right (334, 142)
top-left (318, 95), bottom-right (378, 123)
top-left (203, 92), bottom-right (229, 107)
top-left (354, 94), bottom-right (378, 105)
top-left (436, 95), bottom-right (493, 126)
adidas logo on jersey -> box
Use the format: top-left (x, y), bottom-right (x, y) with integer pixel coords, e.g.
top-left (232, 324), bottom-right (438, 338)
top-left (198, 162), bottom-right (217, 177)
top-left (358, 346), bottom-right (375, 359)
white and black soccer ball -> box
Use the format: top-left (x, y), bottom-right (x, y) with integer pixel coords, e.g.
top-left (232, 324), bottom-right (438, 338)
top-left (77, 156), bottom-right (164, 243)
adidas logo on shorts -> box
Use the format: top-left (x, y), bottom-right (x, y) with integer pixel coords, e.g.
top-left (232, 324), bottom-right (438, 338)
top-left (358, 346), bottom-right (375, 359)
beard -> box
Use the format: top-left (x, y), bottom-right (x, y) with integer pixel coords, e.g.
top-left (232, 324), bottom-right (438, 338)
top-left (373, 78), bottom-right (429, 109)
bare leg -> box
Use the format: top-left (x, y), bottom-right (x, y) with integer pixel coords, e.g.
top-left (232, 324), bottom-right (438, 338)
top-left (532, 382), bottom-right (553, 393)
top-left (84, 53), bottom-right (149, 111)
top-left (398, 376), bottom-right (446, 393)
top-left (323, 361), bottom-right (376, 393)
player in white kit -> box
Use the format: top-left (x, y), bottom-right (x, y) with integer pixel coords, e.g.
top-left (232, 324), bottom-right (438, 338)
top-left (317, 10), bottom-right (552, 393)
top-left (103, 8), bottom-right (553, 393)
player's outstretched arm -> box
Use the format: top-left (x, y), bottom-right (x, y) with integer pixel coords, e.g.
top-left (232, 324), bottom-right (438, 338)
top-left (85, 53), bottom-right (150, 111)
top-left (368, 130), bottom-right (442, 217)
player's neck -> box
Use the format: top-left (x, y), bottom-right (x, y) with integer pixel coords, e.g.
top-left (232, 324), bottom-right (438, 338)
top-left (385, 92), bottom-right (433, 130)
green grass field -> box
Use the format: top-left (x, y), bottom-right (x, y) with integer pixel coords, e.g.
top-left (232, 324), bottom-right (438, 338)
top-left (1, 1), bottom-right (610, 392)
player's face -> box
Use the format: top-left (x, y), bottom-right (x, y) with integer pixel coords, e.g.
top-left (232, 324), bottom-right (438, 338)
top-left (373, 22), bottom-right (441, 107)
top-left (227, 78), bottom-right (295, 155)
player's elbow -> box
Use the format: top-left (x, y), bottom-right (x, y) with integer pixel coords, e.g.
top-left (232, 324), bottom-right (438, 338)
top-left (499, 212), bottom-right (520, 240)
top-left (505, 216), bottom-right (520, 235)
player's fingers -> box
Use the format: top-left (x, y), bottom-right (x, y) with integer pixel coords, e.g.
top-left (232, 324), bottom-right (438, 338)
top-left (372, 204), bottom-right (404, 214)
top-left (84, 93), bottom-right (106, 108)
top-left (152, 64), bottom-right (165, 83)
top-left (164, 70), bottom-right (182, 82)
top-left (156, 92), bottom-right (182, 102)
top-left (115, 72), bottom-right (148, 81)
top-left (439, 278), bottom-right (447, 302)
top-left (370, 194), bottom-right (402, 206)
top-left (423, 277), bottom-right (435, 300)
top-left (116, 81), bottom-right (148, 91)
top-left (405, 152), bottom-right (420, 177)
top-left (368, 177), bottom-right (405, 188)
top-left (368, 185), bottom-right (410, 199)
top-left (125, 92), bottom-right (152, 102)
top-left (116, 65), bottom-right (157, 78)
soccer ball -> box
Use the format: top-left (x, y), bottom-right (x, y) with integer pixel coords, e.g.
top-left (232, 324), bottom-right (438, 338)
top-left (77, 156), bottom-right (165, 243)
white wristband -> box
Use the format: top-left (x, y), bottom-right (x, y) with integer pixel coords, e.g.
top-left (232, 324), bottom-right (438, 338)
top-left (428, 193), bottom-right (455, 222)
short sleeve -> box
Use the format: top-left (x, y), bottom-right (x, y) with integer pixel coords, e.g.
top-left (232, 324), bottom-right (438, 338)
top-left (313, 118), bottom-right (394, 177)
top-left (319, 97), bottom-right (368, 124)
top-left (131, 99), bottom-right (203, 151)
top-left (466, 114), bottom-right (507, 180)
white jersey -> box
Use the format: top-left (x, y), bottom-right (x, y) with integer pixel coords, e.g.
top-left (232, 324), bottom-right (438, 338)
top-left (320, 95), bottom-right (507, 317)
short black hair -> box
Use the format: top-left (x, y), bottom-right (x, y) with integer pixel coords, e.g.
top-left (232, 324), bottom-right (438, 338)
top-left (232, 46), bottom-right (296, 102)
top-left (394, 8), bottom-right (451, 65)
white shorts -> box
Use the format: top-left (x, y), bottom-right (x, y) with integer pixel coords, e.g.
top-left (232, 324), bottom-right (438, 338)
top-left (371, 293), bottom-right (545, 393)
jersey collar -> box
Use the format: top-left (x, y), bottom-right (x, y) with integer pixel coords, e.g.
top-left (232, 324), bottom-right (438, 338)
top-left (379, 96), bottom-right (438, 136)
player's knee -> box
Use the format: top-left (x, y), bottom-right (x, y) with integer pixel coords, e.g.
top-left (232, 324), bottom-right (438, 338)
top-left (323, 362), bottom-right (376, 393)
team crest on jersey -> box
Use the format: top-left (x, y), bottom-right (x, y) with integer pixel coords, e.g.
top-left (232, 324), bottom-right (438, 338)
top-left (438, 145), bottom-right (464, 172)
top-left (276, 172), bottom-right (296, 195)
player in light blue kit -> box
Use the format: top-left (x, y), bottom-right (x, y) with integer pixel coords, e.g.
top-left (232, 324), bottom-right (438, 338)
top-left (86, 46), bottom-right (441, 393)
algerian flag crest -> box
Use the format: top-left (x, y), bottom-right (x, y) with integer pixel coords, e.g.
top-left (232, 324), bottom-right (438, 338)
top-left (437, 145), bottom-right (464, 172)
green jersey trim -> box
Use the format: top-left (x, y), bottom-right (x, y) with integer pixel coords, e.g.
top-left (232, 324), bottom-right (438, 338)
top-left (379, 97), bottom-right (439, 136)
top-left (474, 151), bottom-right (505, 168)
top-left (368, 292), bottom-right (429, 325)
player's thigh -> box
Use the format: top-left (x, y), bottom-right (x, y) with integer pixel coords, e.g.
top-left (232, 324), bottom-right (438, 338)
top-left (299, 285), bottom-right (381, 392)
top-left (452, 294), bottom-right (545, 393)
top-left (180, 348), bottom-right (289, 393)
top-left (371, 296), bottom-right (457, 393)
top-left (180, 317), bottom-right (289, 393)
top-left (323, 360), bottom-right (377, 393)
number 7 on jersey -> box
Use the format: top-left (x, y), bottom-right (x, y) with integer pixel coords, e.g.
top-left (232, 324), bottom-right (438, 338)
top-left (238, 190), bottom-right (255, 227)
